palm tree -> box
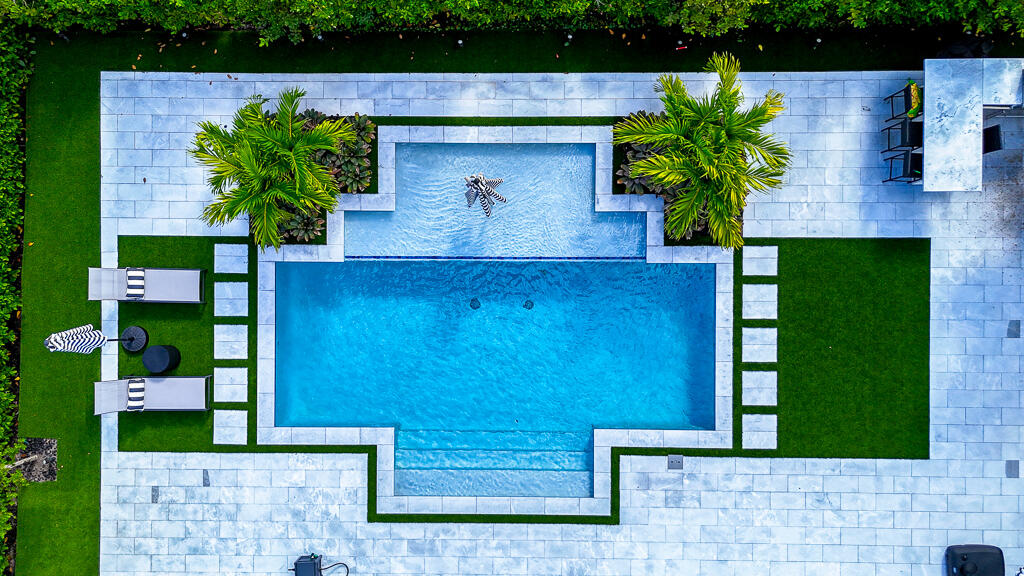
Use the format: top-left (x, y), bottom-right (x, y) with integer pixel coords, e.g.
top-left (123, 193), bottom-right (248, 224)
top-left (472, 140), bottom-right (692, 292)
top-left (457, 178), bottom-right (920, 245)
top-left (613, 53), bottom-right (791, 249)
top-left (190, 88), bottom-right (355, 250)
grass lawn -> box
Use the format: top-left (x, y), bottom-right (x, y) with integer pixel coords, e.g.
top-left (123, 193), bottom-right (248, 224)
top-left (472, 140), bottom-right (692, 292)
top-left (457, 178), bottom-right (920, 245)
top-left (116, 236), bottom-right (251, 452)
top-left (752, 238), bottom-right (932, 459)
top-left (19, 28), bottom-right (944, 575)
top-left (17, 36), bottom-right (103, 576)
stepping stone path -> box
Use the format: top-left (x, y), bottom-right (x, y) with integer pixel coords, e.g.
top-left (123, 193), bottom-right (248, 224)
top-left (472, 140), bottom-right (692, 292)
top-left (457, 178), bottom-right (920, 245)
top-left (213, 243), bottom-right (250, 445)
top-left (740, 245), bottom-right (779, 450)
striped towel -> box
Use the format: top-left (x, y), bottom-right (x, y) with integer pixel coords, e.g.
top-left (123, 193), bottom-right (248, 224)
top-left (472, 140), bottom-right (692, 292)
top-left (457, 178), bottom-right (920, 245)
top-left (126, 378), bottom-right (145, 411)
top-left (125, 268), bottom-right (145, 299)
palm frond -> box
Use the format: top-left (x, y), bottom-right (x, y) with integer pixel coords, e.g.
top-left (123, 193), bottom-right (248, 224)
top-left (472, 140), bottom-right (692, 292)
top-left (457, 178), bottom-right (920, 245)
top-left (189, 87), bottom-right (352, 250)
top-left (616, 54), bottom-right (791, 249)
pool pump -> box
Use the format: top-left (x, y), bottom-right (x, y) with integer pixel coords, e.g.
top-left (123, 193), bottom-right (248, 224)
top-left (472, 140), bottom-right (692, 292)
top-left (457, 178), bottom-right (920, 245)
top-left (292, 553), bottom-right (349, 576)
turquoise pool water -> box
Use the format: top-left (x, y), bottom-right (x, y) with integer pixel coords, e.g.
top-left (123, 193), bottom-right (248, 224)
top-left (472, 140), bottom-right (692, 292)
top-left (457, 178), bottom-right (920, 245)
top-left (343, 143), bottom-right (646, 258)
top-left (276, 260), bottom-right (716, 497)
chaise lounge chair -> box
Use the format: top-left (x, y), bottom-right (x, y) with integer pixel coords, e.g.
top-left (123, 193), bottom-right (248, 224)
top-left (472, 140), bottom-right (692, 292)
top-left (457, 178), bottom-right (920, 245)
top-left (88, 267), bottom-right (205, 303)
top-left (93, 376), bottom-right (211, 414)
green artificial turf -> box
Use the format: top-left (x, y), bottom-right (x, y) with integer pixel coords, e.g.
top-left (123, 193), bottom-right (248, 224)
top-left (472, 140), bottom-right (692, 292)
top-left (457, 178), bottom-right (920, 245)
top-left (18, 28), bottom-right (945, 573)
top-left (755, 238), bottom-right (931, 458)
top-left (116, 236), bottom-right (250, 452)
top-left (17, 37), bottom-right (103, 576)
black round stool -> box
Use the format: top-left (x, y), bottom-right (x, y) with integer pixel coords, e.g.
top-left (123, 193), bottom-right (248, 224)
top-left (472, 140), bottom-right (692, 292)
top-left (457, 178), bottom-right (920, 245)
top-left (142, 345), bottom-right (181, 374)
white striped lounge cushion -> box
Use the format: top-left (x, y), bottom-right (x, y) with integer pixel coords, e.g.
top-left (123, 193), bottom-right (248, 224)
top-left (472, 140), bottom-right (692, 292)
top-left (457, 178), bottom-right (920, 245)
top-left (125, 268), bottom-right (145, 299)
top-left (126, 378), bottom-right (145, 411)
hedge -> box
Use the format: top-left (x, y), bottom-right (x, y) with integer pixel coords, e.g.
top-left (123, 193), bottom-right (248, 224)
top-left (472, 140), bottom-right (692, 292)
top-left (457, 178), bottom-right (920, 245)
top-left (4, 0), bottom-right (756, 42)
top-left (4, 0), bottom-right (1024, 44)
top-left (0, 22), bottom-right (31, 573)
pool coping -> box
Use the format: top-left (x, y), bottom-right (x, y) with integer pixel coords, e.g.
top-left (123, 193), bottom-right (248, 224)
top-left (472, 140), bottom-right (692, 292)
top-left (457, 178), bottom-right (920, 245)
top-left (255, 125), bottom-right (734, 516)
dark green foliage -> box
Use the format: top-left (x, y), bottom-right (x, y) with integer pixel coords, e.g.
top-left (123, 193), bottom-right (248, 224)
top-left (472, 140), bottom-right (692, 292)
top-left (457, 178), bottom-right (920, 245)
top-left (310, 113), bottom-right (376, 194)
top-left (279, 210), bottom-right (326, 242)
top-left (615, 59), bottom-right (790, 249)
top-left (5, 0), bottom-right (1024, 44)
top-left (0, 21), bottom-right (31, 573)
top-left (615, 138), bottom-right (675, 195)
top-left (756, 0), bottom-right (1024, 37)
top-left (191, 88), bottom-right (355, 249)
top-left (5, 0), bottom-right (756, 43)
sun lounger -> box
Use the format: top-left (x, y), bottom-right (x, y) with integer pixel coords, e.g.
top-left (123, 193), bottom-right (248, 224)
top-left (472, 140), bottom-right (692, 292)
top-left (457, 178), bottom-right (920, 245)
top-left (88, 267), bottom-right (205, 303)
top-left (93, 376), bottom-right (211, 414)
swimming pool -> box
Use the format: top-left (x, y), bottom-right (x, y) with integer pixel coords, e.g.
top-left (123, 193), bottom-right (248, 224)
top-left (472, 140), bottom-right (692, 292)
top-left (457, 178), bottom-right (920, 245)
top-left (344, 143), bottom-right (646, 258)
top-left (275, 260), bottom-right (716, 496)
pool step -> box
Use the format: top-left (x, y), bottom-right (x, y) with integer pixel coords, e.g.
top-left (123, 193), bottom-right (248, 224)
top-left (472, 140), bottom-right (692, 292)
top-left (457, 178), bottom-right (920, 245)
top-left (396, 448), bottom-right (591, 471)
top-left (398, 429), bottom-right (592, 452)
top-left (394, 469), bottom-right (593, 498)
top-left (394, 429), bottom-right (595, 497)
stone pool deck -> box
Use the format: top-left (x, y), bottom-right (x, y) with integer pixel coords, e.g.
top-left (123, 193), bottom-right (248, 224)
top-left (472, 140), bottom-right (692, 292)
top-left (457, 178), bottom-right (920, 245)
top-left (98, 71), bottom-right (1023, 575)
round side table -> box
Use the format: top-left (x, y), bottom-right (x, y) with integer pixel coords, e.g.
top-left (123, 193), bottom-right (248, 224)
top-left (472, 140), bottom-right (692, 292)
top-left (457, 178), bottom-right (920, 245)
top-left (142, 345), bottom-right (181, 374)
top-left (119, 326), bottom-right (148, 353)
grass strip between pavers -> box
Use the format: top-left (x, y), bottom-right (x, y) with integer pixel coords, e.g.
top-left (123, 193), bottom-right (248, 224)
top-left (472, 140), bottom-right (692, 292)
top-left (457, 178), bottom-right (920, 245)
top-left (20, 30), bottom-right (935, 573)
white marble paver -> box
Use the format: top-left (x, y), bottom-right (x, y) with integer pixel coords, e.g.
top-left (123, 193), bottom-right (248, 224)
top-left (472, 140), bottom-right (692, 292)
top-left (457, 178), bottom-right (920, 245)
top-left (741, 414), bottom-right (779, 450)
top-left (213, 366), bottom-right (247, 403)
top-left (97, 70), bottom-right (1024, 576)
top-left (214, 281), bottom-right (248, 316)
top-left (742, 327), bottom-right (778, 363)
top-left (214, 243), bottom-right (248, 273)
top-left (212, 409), bottom-right (247, 445)
top-left (742, 283), bottom-right (779, 320)
top-left (742, 245), bottom-right (779, 276)
top-left (213, 324), bottom-right (247, 360)
top-left (742, 370), bottom-right (779, 407)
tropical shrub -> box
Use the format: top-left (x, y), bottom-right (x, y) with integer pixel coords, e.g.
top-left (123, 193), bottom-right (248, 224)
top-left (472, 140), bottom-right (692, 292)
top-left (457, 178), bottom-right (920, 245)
top-left (279, 210), bottom-right (326, 243)
top-left (306, 112), bottom-right (376, 194)
top-left (190, 88), bottom-right (355, 250)
top-left (0, 21), bottom-right (31, 573)
top-left (616, 140), bottom-right (676, 196)
top-left (755, 0), bottom-right (1024, 37)
top-left (2, 0), bottom-right (757, 43)
top-left (5, 0), bottom-right (1024, 44)
top-left (613, 53), bottom-right (790, 249)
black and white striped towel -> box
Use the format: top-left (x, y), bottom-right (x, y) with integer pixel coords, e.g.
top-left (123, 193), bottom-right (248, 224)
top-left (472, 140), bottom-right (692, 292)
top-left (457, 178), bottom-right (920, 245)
top-left (126, 268), bottom-right (145, 299)
top-left (126, 378), bottom-right (145, 411)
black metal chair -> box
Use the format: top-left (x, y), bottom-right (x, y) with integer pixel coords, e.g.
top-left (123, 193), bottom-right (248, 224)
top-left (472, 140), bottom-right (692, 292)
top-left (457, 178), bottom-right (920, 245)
top-left (884, 84), bottom-right (924, 122)
top-left (883, 150), bottom-right (923, 183)
top-left (881, 118), bottom-right (923, 153)
top-left (983, 124), bottom-right (1003, 154)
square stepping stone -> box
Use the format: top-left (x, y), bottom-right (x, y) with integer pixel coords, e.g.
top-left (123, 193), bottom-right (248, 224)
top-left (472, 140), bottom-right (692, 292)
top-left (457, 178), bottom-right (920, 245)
top-left (742, 327), bottom-right (777, 363)
top-left (213, 409), bottom-right (247, 445)
top-left (214, 281), bottom-right (249, 317)
top-left (742, 371), bottom-right (778, 406)
top-left (214, 325), bottom-right (247, 359)
top-left (214, 367), bottom-right (247, 403)
top-left (214, 243), bottom-right (248, 274)
top-left (743, 245), bottom-right (778, 276)
top-left (742, 283), bottom-right (778, 320)
top-left (742, 414), bottom-right (777, 449)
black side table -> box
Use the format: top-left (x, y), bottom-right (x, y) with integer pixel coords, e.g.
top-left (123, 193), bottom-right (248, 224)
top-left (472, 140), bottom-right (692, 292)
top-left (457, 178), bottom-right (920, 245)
top-left (142, 345), bottom-right (180, 374)
top-left (119, 325), bottom-right (148, 352)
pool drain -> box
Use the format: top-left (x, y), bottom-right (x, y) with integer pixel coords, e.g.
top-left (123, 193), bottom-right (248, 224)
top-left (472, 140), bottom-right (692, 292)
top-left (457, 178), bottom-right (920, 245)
top-left (523, 300), bottom-right (534, 310)
top-left (470, 298), bottom-right (481, 310)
